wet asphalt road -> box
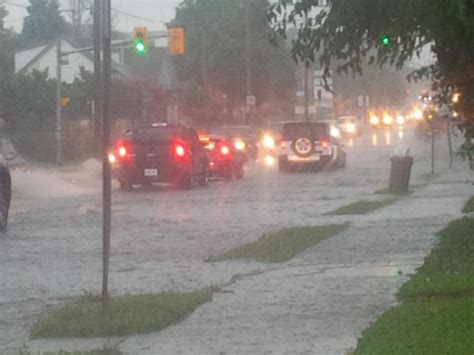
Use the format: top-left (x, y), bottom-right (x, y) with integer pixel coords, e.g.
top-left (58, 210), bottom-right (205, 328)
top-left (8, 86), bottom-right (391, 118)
top-left (0, 126), bottom-right (455, 351)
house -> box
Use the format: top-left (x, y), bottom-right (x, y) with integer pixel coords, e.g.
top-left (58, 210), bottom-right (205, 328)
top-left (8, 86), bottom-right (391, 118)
top-left (15, 38), bottom-right (129, 83)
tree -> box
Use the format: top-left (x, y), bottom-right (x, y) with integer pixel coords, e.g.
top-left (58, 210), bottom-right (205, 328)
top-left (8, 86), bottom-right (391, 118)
top-left (268, 0), bottom-right (474, 158)
top-left (172, 0), bottom-right (296, 126)
top-left (22, 0), bottom-right (66, 44)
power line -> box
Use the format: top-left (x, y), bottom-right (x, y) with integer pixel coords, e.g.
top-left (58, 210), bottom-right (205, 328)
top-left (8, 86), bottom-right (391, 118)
top-left (112, 8), bottom-right (168, 25)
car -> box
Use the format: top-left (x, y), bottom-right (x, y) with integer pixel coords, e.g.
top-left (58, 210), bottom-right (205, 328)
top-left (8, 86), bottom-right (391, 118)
top-left (0, 139), bottom-right (25, 167)
top-left (369, 111), bottom-right (397, 128)
top-left (199, 135), bottom-right (245, 181)
top-left (211, 125), bottom-right (259, 160)
top-left (275, 121), bottom-right (346, 172)
top-left (337, 116), bottom-right (361, 137)
top-left (111, 123), bottom-right (209, 190)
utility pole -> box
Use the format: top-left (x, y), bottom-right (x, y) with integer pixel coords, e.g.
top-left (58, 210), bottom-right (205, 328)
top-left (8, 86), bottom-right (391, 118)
top-left (93, 0), bottom-right (102, 157)
top-left (244, 0), bottom-right (254, 126)
top-left (101, 0), bottom-right (112, 315)
top-left (55, 36), bottom-right (63, 165)
top-left (304, 63), bottom-right (309, 122)
top-left (201, 26), bottom-right (210, 129)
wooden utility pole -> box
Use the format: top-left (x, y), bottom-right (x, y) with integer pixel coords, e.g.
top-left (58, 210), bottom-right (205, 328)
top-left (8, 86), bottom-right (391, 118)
top-left (93, 0), bottom-right (102, 157)
top-left (55, 37), bottom-right (63, 165)
top-left (101, 0), bottom-right (112, 314)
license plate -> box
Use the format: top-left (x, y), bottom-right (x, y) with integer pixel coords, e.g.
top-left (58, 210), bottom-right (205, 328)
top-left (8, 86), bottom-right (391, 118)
top-left (144, 169), bottom-right (158, 177)
top-left (289, 154), bottom-right (320, 162)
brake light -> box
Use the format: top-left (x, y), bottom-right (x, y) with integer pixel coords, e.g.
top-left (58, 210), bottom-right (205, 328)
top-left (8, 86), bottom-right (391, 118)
top-left (118, 146), bottom-right (127, 158)
top-left (175, 144), bottom-right (186, 158)
top-left (321, 139), bottom-right (330, 149)
top-left (114, 140), bottom-right (133, 160)
top-left (220, 145), bottom-right (231, 155)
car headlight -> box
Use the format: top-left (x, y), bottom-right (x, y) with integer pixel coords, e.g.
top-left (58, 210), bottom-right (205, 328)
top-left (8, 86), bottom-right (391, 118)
top-left (330, 126), bottom-right (341, 138)
top-left (346, 123), bottom-right (356, 133)
top-left (370, 115), bottom-right (379, 126)
top-left (396, 115), bottom-right (405, 125)
top-left (262, 134), bottom-right (275, 149)
top-left (234, 139), bottom-right (246, 151)
top-left (383, 114), bottom-right (394, 125)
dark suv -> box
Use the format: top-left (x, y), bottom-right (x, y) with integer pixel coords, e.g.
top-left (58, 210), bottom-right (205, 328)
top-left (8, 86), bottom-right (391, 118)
top-left (112, 123), bottom-right (209, 190)
top-left (274, 121), bottom-right (346, 172)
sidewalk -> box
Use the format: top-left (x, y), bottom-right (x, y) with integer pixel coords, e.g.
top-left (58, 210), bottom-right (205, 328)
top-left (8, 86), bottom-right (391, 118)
top-left (27, 166), bottom-right (473, 354)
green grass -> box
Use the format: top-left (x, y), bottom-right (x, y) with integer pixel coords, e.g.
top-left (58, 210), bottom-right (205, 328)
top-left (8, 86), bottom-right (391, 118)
top-left (213, 224), bottom-right (349, 263)
top-left (31, 289), bottom-right (214, 338)
top-left (354, 297), bottom-right (474, 355)
top-left (326, 199), bottom-right (397, 215)
top-left (354, 217), bottom-right (474, 354)
top-left (398, 218), bottom-right (474, 299)
top-left (462, 196), bottom-right (474, 213)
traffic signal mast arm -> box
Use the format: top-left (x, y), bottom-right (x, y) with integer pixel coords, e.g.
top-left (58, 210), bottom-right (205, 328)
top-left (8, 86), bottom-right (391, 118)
top-left (58, 33), bottom-right (170, 57)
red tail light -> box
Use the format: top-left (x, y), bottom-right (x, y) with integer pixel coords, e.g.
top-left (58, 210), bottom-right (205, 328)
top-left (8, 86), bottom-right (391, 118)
top-left (220, 145), bottom-right (230, 156)
top-left (320, 138), bottom-right (330, 149)
top-left (115, 140), bottom-right (133, 160)
top-left (172, 140), bottom-right (189, 161)
top-left (175, 144), bottom-right (186, 157)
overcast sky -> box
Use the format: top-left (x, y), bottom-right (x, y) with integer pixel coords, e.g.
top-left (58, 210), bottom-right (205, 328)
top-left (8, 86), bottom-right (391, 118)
top-left (3, 0), bottom-right (182, 33)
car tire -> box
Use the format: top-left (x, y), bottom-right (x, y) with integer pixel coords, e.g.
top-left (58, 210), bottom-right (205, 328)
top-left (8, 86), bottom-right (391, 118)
top-left (119, 179), bottom-right (133, 191)
top-left (198, 164), bottom-right (209, 186)
top-left (224, 165), bottom-right (234, 182)
top-left (0, 182), bottom-right (8, 231)
top-left (235, 164), bottom-right (244, 180)
top-left (278, 157), bottom-right (289, 173)
top-left (179, 173), bottom-right (193, 190)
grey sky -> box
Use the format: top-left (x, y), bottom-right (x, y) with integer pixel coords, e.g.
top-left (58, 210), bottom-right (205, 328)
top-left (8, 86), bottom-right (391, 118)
top-left (3, 0), bottom-right (182, 33)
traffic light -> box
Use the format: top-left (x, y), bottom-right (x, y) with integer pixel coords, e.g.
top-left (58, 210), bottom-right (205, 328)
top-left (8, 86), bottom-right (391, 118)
top-left (168, 27), bottom-right (185, 55)
top-left (380, 35), bottom-right (391, 48)
top-left (133, 27), bottom-right (148, 56)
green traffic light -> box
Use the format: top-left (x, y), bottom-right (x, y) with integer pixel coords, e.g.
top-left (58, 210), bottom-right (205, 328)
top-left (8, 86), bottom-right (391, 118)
top-left (381, 35), bottom-right (391, 47)
top-left (134, 38), bottom-right (147, 56)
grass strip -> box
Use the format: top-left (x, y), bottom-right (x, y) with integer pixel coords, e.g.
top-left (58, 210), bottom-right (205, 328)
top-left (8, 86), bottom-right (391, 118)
top-left (398, 217), bottom-right (474, 299)
top-left (213, 224), bottom-right (349, 263)
top-left (354, 297), bottom-right (474, 355)
top-left (326, 199), bottom-right (396, 215)
top-left (21, 351), bottom-right (121, 355)
top-left (354, 217), bottom-right (474, 354)
top-left (462, 196), bottom-right (474, 213)
top-left (31, 289), bottom-right (214, 338)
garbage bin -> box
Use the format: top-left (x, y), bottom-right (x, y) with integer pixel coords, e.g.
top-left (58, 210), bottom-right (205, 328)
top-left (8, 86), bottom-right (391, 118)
top-left (389, 156), bottom-right (413, 193)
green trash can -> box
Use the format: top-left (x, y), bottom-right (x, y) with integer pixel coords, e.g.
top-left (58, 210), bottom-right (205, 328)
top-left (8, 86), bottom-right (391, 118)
top-left (389, 156), bottom-right (413, 193)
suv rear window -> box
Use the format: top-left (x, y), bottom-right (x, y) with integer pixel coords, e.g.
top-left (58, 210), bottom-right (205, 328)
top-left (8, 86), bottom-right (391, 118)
top-left (281, 122), bottom-right (329, 140)
top-left (132, 127), bottom-right (182, 143)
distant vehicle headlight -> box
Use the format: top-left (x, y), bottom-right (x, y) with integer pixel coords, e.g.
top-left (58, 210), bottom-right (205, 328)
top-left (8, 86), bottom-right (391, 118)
top-left (383, 114), bottom-right (394, 126)
top-left (330, 126), bottom-right (341, 138)
top-left (413, 109), bottom-right (423, 120)
top-left (346, 123), bottom-right (356, 133)
top-left (370, 115), bottom-right (380, 126)
top-left (396, 115), bottom-right (405, 125)
top-left (262, 134), bottom-right (275, 149)
top-left (234, 139), bottom-right (246, 151)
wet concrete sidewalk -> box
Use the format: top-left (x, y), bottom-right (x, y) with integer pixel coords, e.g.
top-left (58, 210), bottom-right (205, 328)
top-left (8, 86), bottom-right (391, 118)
top-left (26, 167), bottom-right (473, 355)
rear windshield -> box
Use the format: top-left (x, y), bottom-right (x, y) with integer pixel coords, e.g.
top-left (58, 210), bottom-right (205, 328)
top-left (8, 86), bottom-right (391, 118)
top-left (131, 127), bottom-right (182, 143)
top-left (281, 123), bottom-right (329, 140)
top-left (212, 127), bottom-right (253, 137)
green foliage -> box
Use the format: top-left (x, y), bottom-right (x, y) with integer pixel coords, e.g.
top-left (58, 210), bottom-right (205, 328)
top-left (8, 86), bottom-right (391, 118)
top-left (172, 0), bottom-right (296, 122)
top-left (31, 289), bottom-right (215, 338)
top-left (213, 224), bottom-right (349, 263)
top-left (268, 0), bottom-right (474, 153)
top-left (22, 0), bottom-right (67, 44)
